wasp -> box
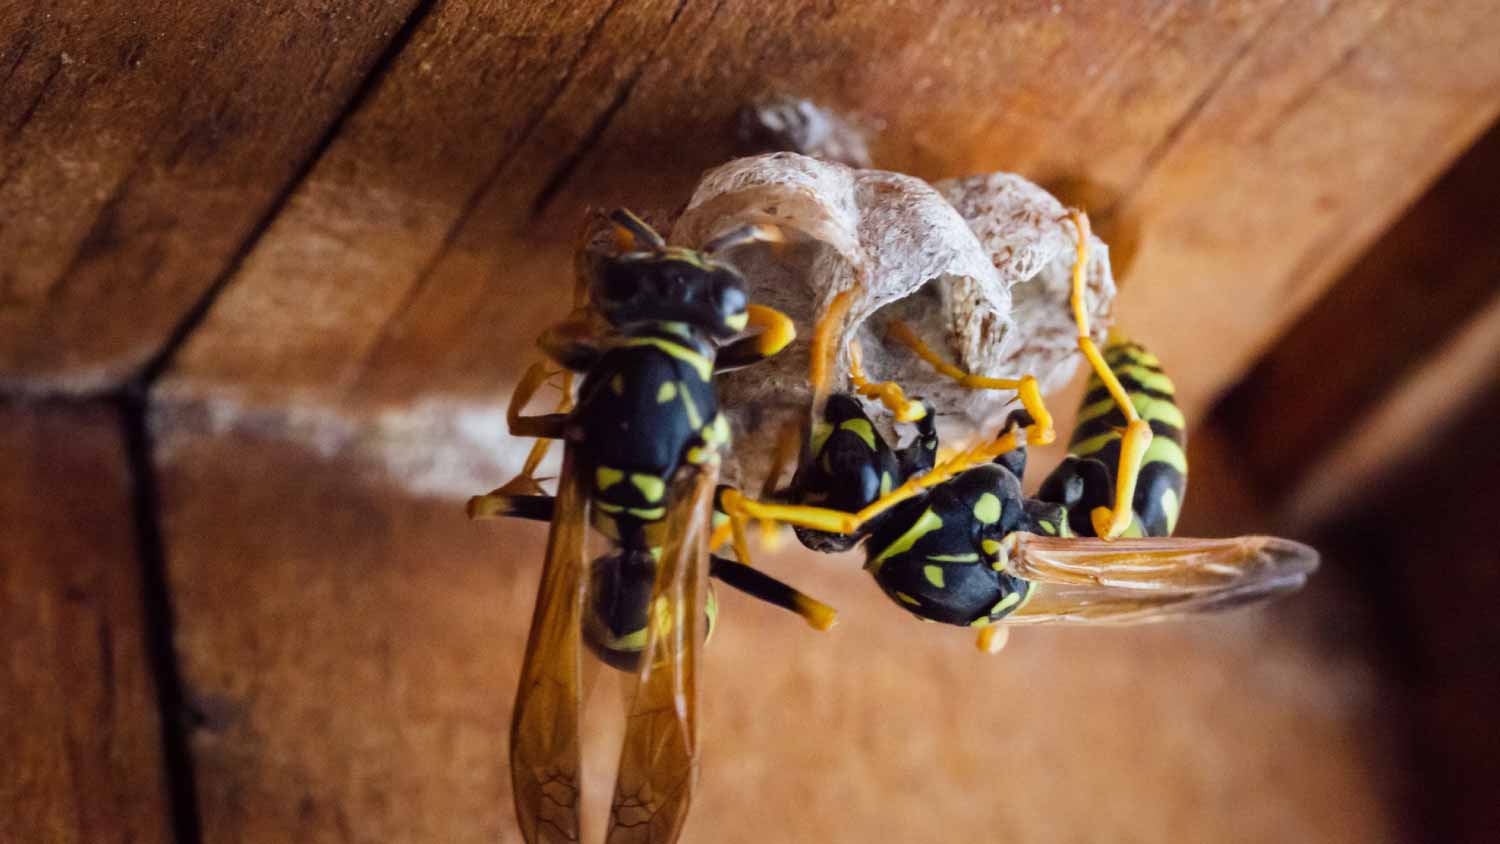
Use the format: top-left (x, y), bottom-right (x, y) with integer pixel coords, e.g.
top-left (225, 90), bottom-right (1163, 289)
top-left (469, 210), bottom-right (853, 844)
top-left (737, 211), bottom-right (1318, 651)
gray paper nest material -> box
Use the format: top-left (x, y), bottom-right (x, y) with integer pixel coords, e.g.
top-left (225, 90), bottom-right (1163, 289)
top-left (670, 152), bottom-right (1114, 486)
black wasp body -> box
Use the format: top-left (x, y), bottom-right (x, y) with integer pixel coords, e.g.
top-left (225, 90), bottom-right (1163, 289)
top-left (475, 210), bottom-right (826, 670)
top-left (780, 339), bottom-right (1189, 630)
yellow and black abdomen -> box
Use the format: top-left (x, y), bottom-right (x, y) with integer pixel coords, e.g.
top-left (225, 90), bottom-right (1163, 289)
top-left (1036, 339), bottom-right (1188, 537)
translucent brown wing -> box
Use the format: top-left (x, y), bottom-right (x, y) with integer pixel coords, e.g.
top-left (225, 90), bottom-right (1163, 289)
top-left (1003, 534), bottom-right (1319, 625)
top-left (605, 464), bottom-right (715, 844)
top-left (510, 445), bottom-right (589, 843)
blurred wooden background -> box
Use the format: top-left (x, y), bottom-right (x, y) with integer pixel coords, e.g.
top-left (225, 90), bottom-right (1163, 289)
top-left (4, 1), bottom-right (1498, 842)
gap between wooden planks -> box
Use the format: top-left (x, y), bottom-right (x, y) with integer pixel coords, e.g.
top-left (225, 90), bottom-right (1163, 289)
top-left (0, 402), bottom-right (174, 843)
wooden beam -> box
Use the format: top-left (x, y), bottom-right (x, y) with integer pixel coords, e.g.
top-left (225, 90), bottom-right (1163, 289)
top-left (1214, 120), bottom-right (1500, 507)
top-left (1283, 295), bottom-right (1500, 529)
top-left (155, 420), bottom-right (1400, 843)
top-left (0, 402), bottom-right (172, 843)
top-left (0, 0), bottom-right (423, 393)
top-left (157, 0), bottom-right (1500, 431)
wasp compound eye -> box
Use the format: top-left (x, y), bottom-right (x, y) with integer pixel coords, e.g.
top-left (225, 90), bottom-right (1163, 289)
top-left (599, 262), bottom-right (639, 305)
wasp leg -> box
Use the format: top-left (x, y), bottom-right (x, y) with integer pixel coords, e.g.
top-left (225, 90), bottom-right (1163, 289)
top-left (975, 622), bottom-right (1011, 654)
top-left (895, 399), bottom-right (939, 478)
top-left (754, 418), bottom-right (805, 550)
top-left (716, 305), bottom-right (797, 371)
top-left (712, 489), bottom-right (860, 561)
top-left (884, 320), bottom-right (1056, 447)
top-left (820, 327), bottom-right (1059, 531)
top-left (467, 492), bottom-right (555, 522)
top-left (507, 360), bottom-right (572, 439)
top-left (1062, 210), bottom-right (1152, 540)
top-left (809, 287), bottom-right (857, 407)
top-left (991, 409), bottom-right (1032, 482)
top-left (495, 363), bottom-right (576, 499)
top-left (847, 339), bottom-right (928, 423)
top-left (708, 554), bottom-right (837, 631)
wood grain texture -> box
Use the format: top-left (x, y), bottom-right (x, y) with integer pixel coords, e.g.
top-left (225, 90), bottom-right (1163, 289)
top-left (156, 421), bottom-right (1399, 843)
top-left (1214, 122), bottom-right (1500, 502)
top-left (0, 402), bottom-right (171, 843)
top-left (158, 0), bottom-right (1500, 426)
top-left (0, 0), bottom-right (422, 393)
top-left (1282, 295), bottom-right (1500, 528)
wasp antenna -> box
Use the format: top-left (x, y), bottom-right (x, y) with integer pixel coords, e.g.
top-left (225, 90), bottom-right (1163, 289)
top-left (608, 208), bottom-right (666, 252)
top-left (704, 222), bottom-right (785, 255)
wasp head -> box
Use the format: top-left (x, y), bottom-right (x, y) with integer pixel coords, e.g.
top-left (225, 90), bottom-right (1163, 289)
top-left (591, 209), bottom-right (780, 339)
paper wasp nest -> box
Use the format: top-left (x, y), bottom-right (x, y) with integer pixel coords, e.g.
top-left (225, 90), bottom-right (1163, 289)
top-left (669, 152), bottom-right (1115, 487)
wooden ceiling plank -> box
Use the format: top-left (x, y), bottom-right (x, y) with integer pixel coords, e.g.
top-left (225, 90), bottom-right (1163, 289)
top-left (155, 1), bottom-right (1500, 438)
top-left (0, 402), bottom-right (173, 843)
top-left (1111, 0), bottom-right (1500, 420)
top-left (154, 423), bottom-right (1399, 843)
top-left (1213, 120), bottom-right (1500, 501)
top-left (0, 0), bottom-right (424, 393)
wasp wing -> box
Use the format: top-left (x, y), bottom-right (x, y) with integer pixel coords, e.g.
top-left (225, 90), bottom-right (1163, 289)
top-left (510, 444), bottom-right (590, 843)
top-left (605, 464), bottom-right (715, 844)
top-left (1003, 534), bottom-right (1318, 625)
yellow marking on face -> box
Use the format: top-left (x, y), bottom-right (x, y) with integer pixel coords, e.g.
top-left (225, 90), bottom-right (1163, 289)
top-left (973, 493), bottom-right (1002, 525)
top-left (990, 592), bottom-right (1022, 617)
top-left (725, 311), bottom-right (749, 332)
top-left (629, 506), bottom-right (666, 520)
top-left (839, 418), bottom-right (877, 450)
top-left (1038, 519), bottom-right (1058, 535)
top-left (610, 373), bottom-right (625, 395)
top-left (969, 617), bottom-right (991, 628)
top-left (870, 508), bottom-right (944, 569)
top-left (928, 553), bottom-right (978, 563)
top-left (896, 591), bottom-right (921, 606)
top-left (923, 565), bottom-right (945, 588)
top-left (982, 539), bottom-right (1001, 556)
top-left (631, 473), bottom-right (665, 503)
top-left (623, 337), bottom-right (713, 381)
top-left (687, 446), bottom-right (707, 465)
top-left (1160, 487), bottom-right (1181, 534)
top-left (596, 466), bottom-right (624, 490)
top-left (595, 500), bottom-right (624, 513)
top-left (880, 472), bottom-right (892, 496)
top-left (657, 381), bottom-right (678, 403)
